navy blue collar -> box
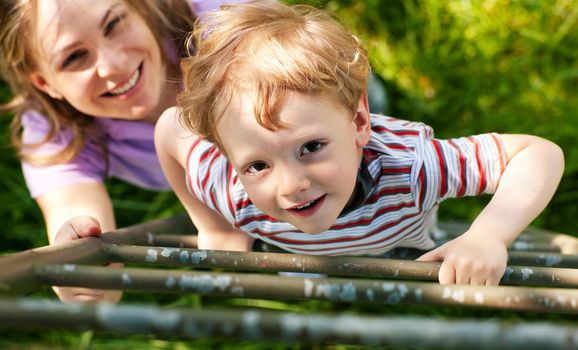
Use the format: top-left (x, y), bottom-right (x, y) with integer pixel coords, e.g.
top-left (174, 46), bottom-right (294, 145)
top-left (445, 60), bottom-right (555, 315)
top-left (339, 158), bottom-right (374, 216)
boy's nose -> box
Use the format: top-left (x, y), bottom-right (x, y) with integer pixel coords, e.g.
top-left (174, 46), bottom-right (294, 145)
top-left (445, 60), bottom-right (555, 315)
top-left (278, 169), bottom-right (310, 197)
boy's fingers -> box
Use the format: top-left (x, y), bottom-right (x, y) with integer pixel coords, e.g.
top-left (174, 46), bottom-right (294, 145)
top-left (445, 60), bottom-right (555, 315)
top-left (469, 276), bottom-right (486, 285)
top-left (455, 269), bottom-right (472, 285)
top-left (416, 247), bottom-right (444, 262)
top-left (485, 274), bottom-right (502, 286)
top-left (437, 261), bottom-right (455, 285)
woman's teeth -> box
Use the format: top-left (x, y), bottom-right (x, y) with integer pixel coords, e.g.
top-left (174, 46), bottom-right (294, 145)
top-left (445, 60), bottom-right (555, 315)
top-left (109, 68), bottom-right (140, 96)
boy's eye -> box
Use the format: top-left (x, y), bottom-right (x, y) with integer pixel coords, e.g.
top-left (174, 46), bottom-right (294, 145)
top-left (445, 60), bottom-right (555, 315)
top-left (61, 50), bottom-right (88, 69)
top-left (104, 14), bottom-right (125, 36)
top-left (245, 162), bottom-right (269, 174)
top-left (301, 141), bottom-right (325, 155)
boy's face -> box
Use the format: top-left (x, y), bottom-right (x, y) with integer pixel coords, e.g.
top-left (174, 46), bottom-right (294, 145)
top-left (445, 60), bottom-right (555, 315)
top-left (217, 92), bottom-right (372, 234)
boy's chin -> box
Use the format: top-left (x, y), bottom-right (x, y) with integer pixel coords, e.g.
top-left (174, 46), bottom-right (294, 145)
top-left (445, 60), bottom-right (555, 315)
top-left (294, 222), bottom-right (332, 235)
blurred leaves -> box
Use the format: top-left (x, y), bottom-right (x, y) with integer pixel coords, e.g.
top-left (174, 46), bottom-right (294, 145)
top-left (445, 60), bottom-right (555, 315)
top-left (288, 0), bottom-right (578, 234)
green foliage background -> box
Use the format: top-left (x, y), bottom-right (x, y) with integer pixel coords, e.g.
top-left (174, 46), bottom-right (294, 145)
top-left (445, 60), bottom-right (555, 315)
top-left (285, 0), bottom-right (578, 235)
top-left (0, 0), bottom-right (577, 348)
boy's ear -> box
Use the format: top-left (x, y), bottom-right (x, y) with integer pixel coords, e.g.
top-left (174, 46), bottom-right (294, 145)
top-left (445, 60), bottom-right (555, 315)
top-left (28, 73), bottom-right (63, 100)
top-left (353, 93), bottom-right (371, 147)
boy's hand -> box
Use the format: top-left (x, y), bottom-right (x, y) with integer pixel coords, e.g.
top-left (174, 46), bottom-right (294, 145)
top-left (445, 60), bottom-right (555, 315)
top-left (417, 232), bottom-right (508, 286)
top-left (52, 216), bottom-right (122, 304)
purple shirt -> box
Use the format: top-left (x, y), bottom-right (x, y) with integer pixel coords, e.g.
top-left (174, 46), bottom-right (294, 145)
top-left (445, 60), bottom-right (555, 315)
top-left (21, 0), bottom-right (247, 198)
top-left (21, 111), bottom-right (168, 198)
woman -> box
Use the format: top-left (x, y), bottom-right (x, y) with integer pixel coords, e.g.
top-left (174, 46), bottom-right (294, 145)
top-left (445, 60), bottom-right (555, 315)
top-left (0, 0), bottom-right (242, 303)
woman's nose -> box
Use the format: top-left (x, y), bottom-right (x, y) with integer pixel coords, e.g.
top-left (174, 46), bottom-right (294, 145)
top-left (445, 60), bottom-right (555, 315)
top-left (95, 46), bottom-right (127, 78)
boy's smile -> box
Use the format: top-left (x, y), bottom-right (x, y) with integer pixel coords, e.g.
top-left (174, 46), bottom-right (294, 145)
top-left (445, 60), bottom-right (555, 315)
top-left (217, 92), bottom-right (372, 233)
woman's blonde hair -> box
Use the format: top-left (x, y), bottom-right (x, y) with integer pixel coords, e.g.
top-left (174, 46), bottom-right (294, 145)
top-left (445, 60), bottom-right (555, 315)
top-left (178, 0), bottom-right (369, 148)
top-left (0, 0), bottom-right (195, 165)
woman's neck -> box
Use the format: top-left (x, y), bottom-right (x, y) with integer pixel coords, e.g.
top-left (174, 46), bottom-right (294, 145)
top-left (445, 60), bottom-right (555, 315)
top-left (142, 64), bottom-right (179, 124)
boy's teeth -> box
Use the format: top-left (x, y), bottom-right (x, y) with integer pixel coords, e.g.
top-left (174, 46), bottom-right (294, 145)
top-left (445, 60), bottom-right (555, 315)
top-left (109, 68), bottom-right (140, 96)
top-left (295, 200), bottom-right (315, 210)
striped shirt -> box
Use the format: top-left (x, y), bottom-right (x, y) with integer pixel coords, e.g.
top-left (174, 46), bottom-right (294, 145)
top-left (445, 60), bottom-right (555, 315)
top-left (186, 115), bottom-right (507, 256)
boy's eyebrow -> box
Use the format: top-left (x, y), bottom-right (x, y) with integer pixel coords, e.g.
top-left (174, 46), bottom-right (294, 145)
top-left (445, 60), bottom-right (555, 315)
top-left (100, 3), bottom-right (122, 28)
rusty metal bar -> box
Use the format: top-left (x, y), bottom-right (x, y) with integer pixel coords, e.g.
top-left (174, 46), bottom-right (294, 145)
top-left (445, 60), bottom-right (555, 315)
top-left (100, 213), bottom-right (196, 245)
top-left (147, 233), bottom-right (567, 252)
top-left (103, 244), bottom-right (578, 288)
top-left (0, 298), bottom-right (576, 349)
top-left (438, 222), bottom-right (578, 254)
top-left (508, 251), bottom-right (578, 269)
top-left (0, 214), bottom-right (194, 295)
top-left (0, 238), bottom-right (104, 295)
top-left (438, 222), bottom-right (566, 241)
top-left (146, 233), bottom-right (576, 263)
top-left (146, 234), bottom-right (198, 248)
top-left (431, 238), bottom-right (559, 252)
top-left (34, 264), bottom-right (578, 314)
top-left (508, 241), bottom-right (560, 252)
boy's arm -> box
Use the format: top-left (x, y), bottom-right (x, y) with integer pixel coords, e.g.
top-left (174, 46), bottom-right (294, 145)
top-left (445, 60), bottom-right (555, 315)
top-left (418, 134), bottom-right (564, 285)
top-left (155, 107), bottom-right (254, 251)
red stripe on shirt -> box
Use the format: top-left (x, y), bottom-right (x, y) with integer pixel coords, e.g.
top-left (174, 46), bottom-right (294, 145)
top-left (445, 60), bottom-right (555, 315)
top-left (262, 210), bottom-right (422, 247)
top-left (418, 166), bottom-right (426, 209)
top-left (468, 136), bottom-right (486, 195)
top-left (432, 140), bottom-right (447, 198)
top-left (209, 190), bottom-right (218, 212)
top-left (329, 201), bottom-right (415, 230)
top-left (236, 198), bottom-right (252, 211)
top-left (226, 163), bottom-right (235, 219)
top-left (372, 125), bottom-right (420, 136)
top-left (362, 149), bottom-right (381, 164)
top-left (237, 213), bottom-right (275, 227)
top-left (185, 138), bottom-right (203, 192)
top-left (490, 133), bottom-right (506, 175)
top-left (242, 198), bottom-right (415, 238)
top-left (382, 166), bottom-right (412, 174)
top-left (200, 148), bottom-right (222, 191)
top-left (199, 145), bottom-right (216, 163)
top-left (185, 138), bottom-right (202, 191)
top-left (365, 186), bottom-right (412, 204)
top-left (447, 139), bottom-right (466, 197)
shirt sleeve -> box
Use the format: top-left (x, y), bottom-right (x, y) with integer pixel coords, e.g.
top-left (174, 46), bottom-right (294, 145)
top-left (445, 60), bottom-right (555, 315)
top-left (186, 138), bottom-right (237, 224)
top-left (418, 131), bottom-right (507, 209)
top-left (20, 111), bottom-right (106, 199)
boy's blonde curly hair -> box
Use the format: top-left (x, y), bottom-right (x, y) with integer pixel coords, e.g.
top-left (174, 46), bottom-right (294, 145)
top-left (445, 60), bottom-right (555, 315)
top-left (178, 0), bottom-right (369, 148)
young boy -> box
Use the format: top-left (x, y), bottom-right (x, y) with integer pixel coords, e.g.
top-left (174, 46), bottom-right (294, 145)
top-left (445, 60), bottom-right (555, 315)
top-left (155, 0), bottom-right (564, 286)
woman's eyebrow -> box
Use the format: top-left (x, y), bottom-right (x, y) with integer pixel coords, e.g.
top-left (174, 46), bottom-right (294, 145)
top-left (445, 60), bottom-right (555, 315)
top-left (100, 3), bottom-right (122, 28)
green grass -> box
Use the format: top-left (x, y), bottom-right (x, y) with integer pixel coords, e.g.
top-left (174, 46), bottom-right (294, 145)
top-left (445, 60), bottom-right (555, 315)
top-left (1, 0), bottom-right (578, 348)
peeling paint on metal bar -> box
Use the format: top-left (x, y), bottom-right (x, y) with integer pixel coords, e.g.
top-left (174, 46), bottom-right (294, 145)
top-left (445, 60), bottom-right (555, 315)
top-left (34, 264), bottom-right (578, 314)
top-left (1, 298), bottom-right (577, 349)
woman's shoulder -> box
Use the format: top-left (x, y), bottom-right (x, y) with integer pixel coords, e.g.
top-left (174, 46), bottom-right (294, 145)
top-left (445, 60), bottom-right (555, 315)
top-left (21, 109), bottom-right (51, 132)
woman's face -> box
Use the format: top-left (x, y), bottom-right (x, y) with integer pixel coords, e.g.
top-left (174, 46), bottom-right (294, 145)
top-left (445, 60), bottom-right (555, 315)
top-left (29, 0), bottom-right (167, 122)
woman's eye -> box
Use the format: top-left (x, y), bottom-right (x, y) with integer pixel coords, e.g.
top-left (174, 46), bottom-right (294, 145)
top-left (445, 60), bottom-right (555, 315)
top-left (104, 14), bottom-right (124, 36)
top-left (301, 141), bottom-right (324, 155)
top-left (61, 50), bottom-right (87, 69)
top-left (245, 162), bottom-right (269, 174)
